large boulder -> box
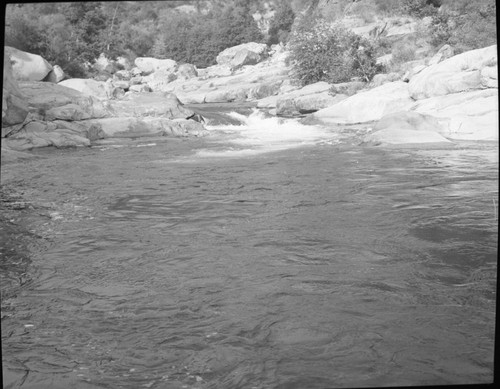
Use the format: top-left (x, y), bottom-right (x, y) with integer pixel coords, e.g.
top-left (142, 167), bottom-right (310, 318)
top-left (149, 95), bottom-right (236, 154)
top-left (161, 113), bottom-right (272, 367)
top-left (86, 117), bottom-right (207, 138)
top-left (312, 81), bottom-right (414, 124)
top-left (134, 57), bottom-right (177, 76)
top-left (2, 53), bottom-right (29, 131)
top-left (58, 78), bottom-right (109, 100)
top-left (18, 81), bottom-right (110, 119)
top-left (411, 89), bottom-right (498, 140)
top-left (363, 111), bottom-right (454, 147)
top-left (216, 42), bottom-right (268, 68)
top-left (141, 68), bottom-right (178, 92)
top-left (44, 65), bottom-right (66, 83)
top-left (5, 46), bottom-right (53, 81)
top-left (272, 81), bottom-right (349, 116)
top-left (4, 120), bottom-right (92, 150)
top-left (176, 63), bottom-right (198, 80)
top-left (105, 92), bottom-right (195, 119)
top-left (408, 45), bottom-right (497, 100)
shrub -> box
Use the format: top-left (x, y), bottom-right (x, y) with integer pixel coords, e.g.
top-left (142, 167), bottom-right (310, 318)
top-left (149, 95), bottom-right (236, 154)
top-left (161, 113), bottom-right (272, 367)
top-left (288, 19), bottom-right (382, 86)
top-left (428, 0), bottom-right (496, 53)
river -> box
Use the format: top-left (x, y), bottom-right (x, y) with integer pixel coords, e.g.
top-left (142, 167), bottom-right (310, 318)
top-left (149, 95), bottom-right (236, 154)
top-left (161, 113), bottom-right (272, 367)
top-left (1, 109), bottom-right (497, 388)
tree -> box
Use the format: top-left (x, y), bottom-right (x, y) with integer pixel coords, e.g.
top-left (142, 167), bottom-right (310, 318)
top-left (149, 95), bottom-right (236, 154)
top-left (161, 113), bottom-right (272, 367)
top-left (288, 19), bottom-right (382, 86)
top-left (267, 0), bottom-right (295, 45)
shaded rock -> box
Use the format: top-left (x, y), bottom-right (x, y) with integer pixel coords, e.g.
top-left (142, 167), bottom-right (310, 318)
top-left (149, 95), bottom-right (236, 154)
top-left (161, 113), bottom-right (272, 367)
top-left (329, 81), bottom-right (366, 96)
top-left (5, 120), bottom-right (91, 150)
top-left (45, 104), bottom-right (92, 121)
top-left (176, 63), bottom-right (198, 80)
top-left (53, 120), bottom-right (105, 141)
top-left (59, 78), bottom-right (109, 100)
top-left (134, 57), bottom-right (177, 76)
top-left (198, 65), bottom-right (233, 78)
top-left (105, 92), bottom-right (194, 119)
top-left (230, 49), bottom-right (261, 70)
top-left (19, 81), bottom-right (110, 119)
top-left (428, 44), bottom-right (454, 66)
top-left (2, 54), bottom-right (29, 129)
top-left (142, 68), bottom-right (178, 92)
top-left (408, 45), bottom-right (497, 100)
top-left (5, 46), bottom-right (52, 81)
top-left (204, 88), bottom-right (247, 103)
top-left (86, 117), bottom-right (208, 138)
top-left (216, 42), bottom-right (268, 67)
top-left (277, 91), bottom-right (347, 116)
top-left (112, 80), bottom-right (130, 90)
top-left (128, 84), bottom-right (152, 93)
top-left (44, 65), bottom-right (66, 83)
top-left (247, 81), bottom-right (283, 100)
top-left (312, 81), bottom-right (414, 124)
top-left (411, 89), bottom-right (498, 140)
top-left (130, 76), bottom-right (143, 85)
top-left (113, 70), bottom-right (132, 81)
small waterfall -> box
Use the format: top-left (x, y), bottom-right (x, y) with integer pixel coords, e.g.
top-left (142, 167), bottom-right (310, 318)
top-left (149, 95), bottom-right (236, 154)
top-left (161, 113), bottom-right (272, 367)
top-left (196, 109), bottom-right (339, 158)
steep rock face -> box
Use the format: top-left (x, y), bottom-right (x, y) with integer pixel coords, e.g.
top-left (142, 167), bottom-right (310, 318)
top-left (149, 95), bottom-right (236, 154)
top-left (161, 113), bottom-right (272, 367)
top-left (312, 81), bottom-right (414, 124)
top-left (2, 54), bottom-right (29, 132)
top-left (5, 46), bottom-right (53, 81)
top-left (408, 45), bottom-right (497, 100)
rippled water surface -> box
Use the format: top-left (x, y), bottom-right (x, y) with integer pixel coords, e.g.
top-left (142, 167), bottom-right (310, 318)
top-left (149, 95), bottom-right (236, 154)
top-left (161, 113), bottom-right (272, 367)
top-left (1, 113), bottom-right (498, 389)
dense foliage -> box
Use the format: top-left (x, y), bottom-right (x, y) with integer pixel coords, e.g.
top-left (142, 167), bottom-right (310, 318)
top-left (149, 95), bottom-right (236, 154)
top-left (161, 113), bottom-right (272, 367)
top-left (153, 0), bottom-right (263, 67)
top-left (288, 19), bottom-right (382, 86)
top-left (4, 0), bottom-right (496, 81)
top-left (428, 0), bottom-right (497, 54)
top-left (267, 0), bottom-right (296, 45)
top-left (4, 0), bottom-right (266, 76)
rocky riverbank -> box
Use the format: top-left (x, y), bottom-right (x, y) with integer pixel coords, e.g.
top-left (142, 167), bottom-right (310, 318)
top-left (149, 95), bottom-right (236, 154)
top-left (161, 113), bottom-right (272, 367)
top-left (2, 36), bottom-right (498, 161)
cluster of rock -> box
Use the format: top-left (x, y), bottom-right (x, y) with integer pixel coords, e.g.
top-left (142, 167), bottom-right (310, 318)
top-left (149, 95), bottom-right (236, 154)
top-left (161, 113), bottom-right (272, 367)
top-left (2, 47), bottom-right (208, 157)
top-left (2, 36), bottom-right (498, 155)
top-left (310, 44), bottom-right (498, 146)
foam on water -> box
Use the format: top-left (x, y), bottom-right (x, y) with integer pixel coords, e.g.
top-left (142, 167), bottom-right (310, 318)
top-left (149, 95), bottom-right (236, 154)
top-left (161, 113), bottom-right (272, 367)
top-left (198, 109), bottom-right (338, 158)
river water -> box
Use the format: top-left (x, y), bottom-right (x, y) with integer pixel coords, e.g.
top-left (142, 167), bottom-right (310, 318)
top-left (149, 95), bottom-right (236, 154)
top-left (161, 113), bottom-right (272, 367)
top-left (1, 109), bottom-right (498, 388)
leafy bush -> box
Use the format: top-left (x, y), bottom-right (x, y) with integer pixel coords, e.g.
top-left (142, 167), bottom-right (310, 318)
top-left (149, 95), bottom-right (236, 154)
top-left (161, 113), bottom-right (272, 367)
top-left (288, 19), bottom-right (382, 86)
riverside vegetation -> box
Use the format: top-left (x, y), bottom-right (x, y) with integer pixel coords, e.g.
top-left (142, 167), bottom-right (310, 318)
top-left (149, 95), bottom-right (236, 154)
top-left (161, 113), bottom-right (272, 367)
top-left (2, 0), bottom-right (498, 154)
